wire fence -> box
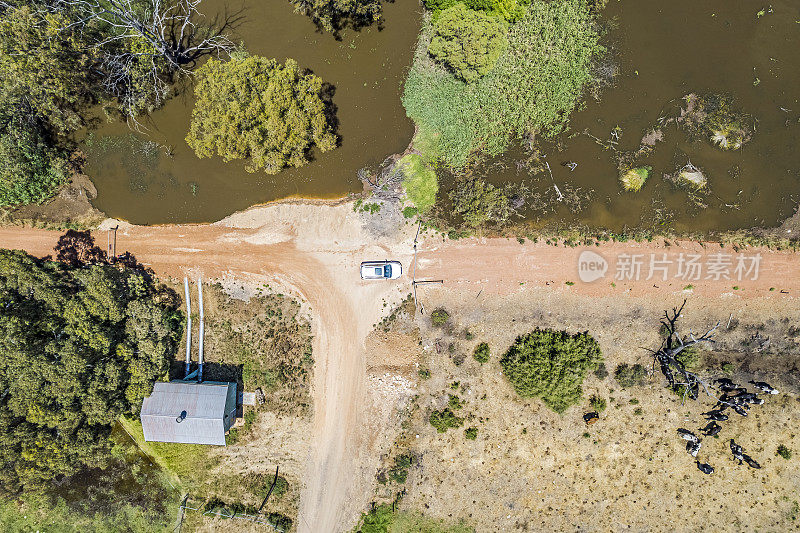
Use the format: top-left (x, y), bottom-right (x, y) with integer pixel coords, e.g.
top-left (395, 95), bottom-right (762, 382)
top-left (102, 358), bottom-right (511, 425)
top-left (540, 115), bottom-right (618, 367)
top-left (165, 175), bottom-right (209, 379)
top-left (178, 501), bottom-right (286, 532)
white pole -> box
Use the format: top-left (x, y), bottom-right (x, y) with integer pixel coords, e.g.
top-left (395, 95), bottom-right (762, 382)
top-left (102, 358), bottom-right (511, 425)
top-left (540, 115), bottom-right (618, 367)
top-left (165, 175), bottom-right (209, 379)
top-left (198, 277), bottom-right (204, 383)
top-left (184, 277), bottom-right (192, 379)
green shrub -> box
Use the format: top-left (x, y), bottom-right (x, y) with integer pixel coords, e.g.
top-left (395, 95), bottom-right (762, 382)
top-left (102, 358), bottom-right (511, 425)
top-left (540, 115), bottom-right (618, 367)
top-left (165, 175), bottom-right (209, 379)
top-left (777, 444), bottom-right (792, 460)
top-left (388, 453), bottom-right (413, 483)
top-left (403, 0), bottom-right (600, 168)
top-left (428, 4), bottom-right (508, 83)
top-left (448, 394), bottom-right (464, 409)
top-left (464, 427), bottom-right (478, 440)
top-left (593, 362), bottom-right (608, 380)
top-left (589, 395), bottom-right (606, 412)
top-left (429, 408), bottom-right (464, 432)
top-left (500, 328), bottom-right (603, 413)
top-left (399, 153), bottom-right (438, 213)
top-left (473, 342), bottom-right (490, 363)
top-left (614, 363), bottom-right (648, 388)
top-left (431, 308), bottom-right (450, 326)
top-left (721, 361), bottom-right (736, 374)
top-left (402, 206), bottom-right (419, 218)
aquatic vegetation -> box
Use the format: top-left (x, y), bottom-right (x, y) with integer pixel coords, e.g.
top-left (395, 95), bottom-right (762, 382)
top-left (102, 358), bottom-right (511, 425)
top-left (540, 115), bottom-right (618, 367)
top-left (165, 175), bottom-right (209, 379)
top-left (428, 4), bottom-right (508, 83)
top-left (676, 167), bottom-right (707, 190)
top-left (403, 0), bottom-right (601, 168)
top-left (424, 0), bottom-right (529, 23)
top-left (619, 166), bottom-right (651, 192)
top-left (681, 93), bottom-right (754, 151)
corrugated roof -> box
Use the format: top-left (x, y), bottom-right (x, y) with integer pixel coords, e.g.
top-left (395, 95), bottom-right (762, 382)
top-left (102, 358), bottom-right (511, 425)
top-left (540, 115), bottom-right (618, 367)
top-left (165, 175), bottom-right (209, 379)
top-left (141, 381), bottom-right (236, 446)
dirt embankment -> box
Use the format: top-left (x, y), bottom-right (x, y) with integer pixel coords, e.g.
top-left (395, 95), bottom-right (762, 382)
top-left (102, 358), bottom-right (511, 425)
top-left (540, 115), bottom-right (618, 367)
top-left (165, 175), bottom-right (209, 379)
top-left (0, 202), bottom-right (799, 531)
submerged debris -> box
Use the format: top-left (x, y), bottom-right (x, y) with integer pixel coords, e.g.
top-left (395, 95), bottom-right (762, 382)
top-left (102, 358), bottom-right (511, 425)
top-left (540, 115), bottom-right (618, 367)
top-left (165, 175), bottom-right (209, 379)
top-left (619, 166), bottom-right (651, 192)
top-left (681, 93), bottom-right (755, 151)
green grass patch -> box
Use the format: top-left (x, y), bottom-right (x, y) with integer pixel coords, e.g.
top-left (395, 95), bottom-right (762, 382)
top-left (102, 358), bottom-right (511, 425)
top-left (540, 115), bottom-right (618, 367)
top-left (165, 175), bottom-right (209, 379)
top-left (399, 153), bottom-right (438, 213)
top-left (356, 503), bottom-right (472, 533)
top-left (464, 427), bottom-right (478, 440)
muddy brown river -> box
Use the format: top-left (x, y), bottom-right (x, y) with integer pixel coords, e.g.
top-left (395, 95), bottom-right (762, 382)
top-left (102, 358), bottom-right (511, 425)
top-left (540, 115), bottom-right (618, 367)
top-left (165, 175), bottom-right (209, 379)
top-left (86, 0), bottom-right (800, 230)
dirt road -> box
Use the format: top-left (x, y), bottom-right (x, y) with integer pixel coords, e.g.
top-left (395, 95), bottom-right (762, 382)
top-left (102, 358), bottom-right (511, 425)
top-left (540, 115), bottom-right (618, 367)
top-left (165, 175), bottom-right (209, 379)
top-left (0, 204), bottom-right (798, 531)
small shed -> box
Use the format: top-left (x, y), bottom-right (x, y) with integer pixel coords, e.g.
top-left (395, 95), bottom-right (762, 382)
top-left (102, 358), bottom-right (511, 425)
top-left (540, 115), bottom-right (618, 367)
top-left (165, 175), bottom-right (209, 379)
top-left (140, 381), bottom-right (237, 446)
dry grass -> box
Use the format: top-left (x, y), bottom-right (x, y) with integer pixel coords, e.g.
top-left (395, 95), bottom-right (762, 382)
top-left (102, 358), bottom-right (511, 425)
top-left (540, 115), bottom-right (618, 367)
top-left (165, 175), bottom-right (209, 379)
top-left (391, 287), bottom-right (800, 531)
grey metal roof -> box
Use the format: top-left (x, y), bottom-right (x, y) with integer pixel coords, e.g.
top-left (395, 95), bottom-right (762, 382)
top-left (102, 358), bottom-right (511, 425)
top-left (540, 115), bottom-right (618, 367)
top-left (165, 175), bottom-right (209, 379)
top-left (141, 381), bottom-right (237, 446)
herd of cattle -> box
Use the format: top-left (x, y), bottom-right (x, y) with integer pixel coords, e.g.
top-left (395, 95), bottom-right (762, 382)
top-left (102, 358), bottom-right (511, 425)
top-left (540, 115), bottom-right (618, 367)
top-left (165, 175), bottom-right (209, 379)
top-left (677, 379), bottom-right (779, 474)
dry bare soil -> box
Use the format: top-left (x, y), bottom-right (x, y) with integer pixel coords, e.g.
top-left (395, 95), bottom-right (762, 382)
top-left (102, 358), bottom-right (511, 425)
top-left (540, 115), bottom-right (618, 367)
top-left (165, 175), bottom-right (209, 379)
top-left (385, 287), bottom-right (800, 532)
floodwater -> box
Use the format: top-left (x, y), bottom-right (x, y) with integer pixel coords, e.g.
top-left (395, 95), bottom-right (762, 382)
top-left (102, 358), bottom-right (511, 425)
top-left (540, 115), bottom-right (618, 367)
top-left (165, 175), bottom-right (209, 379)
top-left (86, 0), bottom-right (800, 231)
top-left (85, 0), bottom-right (421, 224)
top-left (492, 0), bottom-right (800, 232)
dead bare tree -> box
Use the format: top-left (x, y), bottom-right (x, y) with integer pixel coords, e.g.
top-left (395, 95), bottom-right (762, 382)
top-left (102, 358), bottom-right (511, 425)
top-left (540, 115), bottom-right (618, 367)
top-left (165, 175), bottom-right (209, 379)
top-left (51, 0), bottom-right (240, 117)
top-left (650, 300), bottom-right (719, 402)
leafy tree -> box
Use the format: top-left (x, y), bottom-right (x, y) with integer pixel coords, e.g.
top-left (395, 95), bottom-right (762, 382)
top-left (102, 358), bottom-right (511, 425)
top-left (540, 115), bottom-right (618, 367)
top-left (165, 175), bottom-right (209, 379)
top-left (500, 329), bottom-right (602, 413)
top-left (0, 238), bottom-right (182, 493)
top-left (290, 0), bottom-right (384, 34)
top-left (186, 51), bottom-right (338, 174)
top-left (0, 5), bottom-right (99, 136)
top-left (428, 4), bottom-right (507, 83)
top-left (0, 104), bottom-right (71, 207)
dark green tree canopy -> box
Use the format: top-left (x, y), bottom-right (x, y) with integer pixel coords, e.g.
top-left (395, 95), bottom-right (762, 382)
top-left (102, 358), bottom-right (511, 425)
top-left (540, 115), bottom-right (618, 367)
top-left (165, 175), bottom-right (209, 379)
top-left (428, 4), bottom-right (508, 83)
top-left (500, 328), bottom-right (602, 413)
top-left (186, 51), bottom-right (338, 174)
top-left (0, 104), bottom-right (71, 207)
top-left (0, 237), bottom-right (182, 492)
top-left (291, 0), bottom-right (384, 34)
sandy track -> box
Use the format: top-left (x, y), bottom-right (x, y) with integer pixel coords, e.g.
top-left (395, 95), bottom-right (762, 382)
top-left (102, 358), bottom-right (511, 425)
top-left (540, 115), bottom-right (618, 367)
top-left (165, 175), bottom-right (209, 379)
top-left (0, 207), bottom-right (799, 531)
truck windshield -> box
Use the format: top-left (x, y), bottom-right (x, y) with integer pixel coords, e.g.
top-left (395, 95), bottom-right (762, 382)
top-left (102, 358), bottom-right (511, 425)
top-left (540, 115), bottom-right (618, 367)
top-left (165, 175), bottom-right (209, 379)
top-left (384, 265), bottom-right (392, 278)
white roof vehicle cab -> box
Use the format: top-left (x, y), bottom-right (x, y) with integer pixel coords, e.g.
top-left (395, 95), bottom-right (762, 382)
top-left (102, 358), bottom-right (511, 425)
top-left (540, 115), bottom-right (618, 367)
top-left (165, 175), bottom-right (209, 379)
top-left (360, 261), bottom-right (402, 280)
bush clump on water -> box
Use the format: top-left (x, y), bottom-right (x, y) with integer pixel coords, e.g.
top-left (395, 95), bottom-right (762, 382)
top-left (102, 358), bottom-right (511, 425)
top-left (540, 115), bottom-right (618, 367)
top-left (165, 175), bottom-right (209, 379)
top-left (499, 329), bottom-right (603, 414)
top-left (398, 153), bottom-right (438, 213)
top-left (614, 363), bottom-right (648, 388)
top-left (619, 166), bottom-right (650, 192)
top-left (431, 308), bottom-right (450, 326)
top-left (403, 0), bottom-right (601, 168)
top-left (428, 4), bottom-right (508, 83)
top-left (473, 342), bottom-right (490, 363)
